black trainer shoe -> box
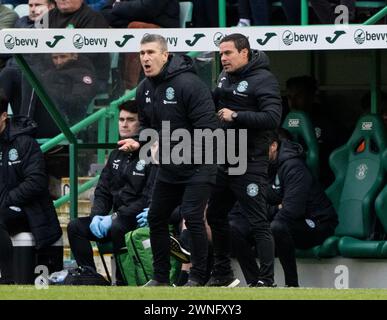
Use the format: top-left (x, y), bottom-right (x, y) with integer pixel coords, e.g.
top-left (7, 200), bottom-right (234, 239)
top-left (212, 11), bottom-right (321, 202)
top-left (143, 279), bottom-right (170, 287)
top-left (255, 280), bottom-right (277, 288)
top-left (206, 275), bottom-right (240, 287)
top-left (184, 279), bottom-right (202, 287)
top-left (170, 236), bottom-right (191, 263)
top-left (0, 278), bottom-right (15, 285)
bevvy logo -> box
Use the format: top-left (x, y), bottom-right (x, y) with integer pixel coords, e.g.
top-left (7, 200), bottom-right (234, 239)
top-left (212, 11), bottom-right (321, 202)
top-left (46, 35), bottom-right (65, 48)
top-left (213, 32), bottom-right (225, 47)
top-left (256, 32), bottom-right (277, 46)
top-left (282, 30), bottom-right (318, 46)
top-left (72, 34), bottom-right (107, 49)
top-left (354, 28), bottom-right (387, 45)
top-left (4, 34), bottom-right (38, 50)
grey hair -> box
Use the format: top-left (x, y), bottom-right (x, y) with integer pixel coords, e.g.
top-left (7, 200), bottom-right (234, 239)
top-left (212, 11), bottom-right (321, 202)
top-left (140, 34), bottom-right (168, 52)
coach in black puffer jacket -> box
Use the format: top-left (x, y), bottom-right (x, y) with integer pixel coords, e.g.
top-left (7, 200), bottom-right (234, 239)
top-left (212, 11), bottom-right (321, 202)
top-left (213, 50), bottom-right (282, 158)
top-left (0, 116), bottom-right (62, 248)
top-left (101, 0), bottom-right (179, 28)
top-left (0, 108), bottom-right (62, 283)
top-left (267, 133), bottom-right (338, 287)
top-left (135, 53), bottom-right (218, 184)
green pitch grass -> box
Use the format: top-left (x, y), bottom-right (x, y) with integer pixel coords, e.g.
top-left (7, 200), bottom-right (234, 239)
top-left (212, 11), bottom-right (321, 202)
top-left (0, 286), bottom-right (387, 300)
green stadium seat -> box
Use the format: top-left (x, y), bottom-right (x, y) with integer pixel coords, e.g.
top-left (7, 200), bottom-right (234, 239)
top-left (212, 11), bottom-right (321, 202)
top-left (297, 114), bottom-right (386, 258)
top-left (332, 114), bottom-right (386, 257)
top-left (14, 4), bottom-right (29, 17)
top-left (339, 149), bottom-right (387, 258)
top-left (179, 1), bottom-right (193, 28)
top-left (282, 111), bottom-right (320, 179)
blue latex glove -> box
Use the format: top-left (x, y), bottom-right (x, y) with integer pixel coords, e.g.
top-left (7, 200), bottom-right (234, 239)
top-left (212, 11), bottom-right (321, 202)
top-left (136, 208), bottom-right (149, 227)
top-left (99, 215), bottom-right (113, 237)
top-left (89, 215), bottom-right (104, 238)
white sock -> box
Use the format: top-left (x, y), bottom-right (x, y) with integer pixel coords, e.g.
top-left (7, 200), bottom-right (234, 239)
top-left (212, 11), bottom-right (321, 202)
top-left (238, 19), bottom-right (251, 26)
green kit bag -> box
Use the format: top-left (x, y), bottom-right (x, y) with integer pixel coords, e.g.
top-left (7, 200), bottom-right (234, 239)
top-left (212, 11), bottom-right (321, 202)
top-left (117, 227), bottom-right (181, 286)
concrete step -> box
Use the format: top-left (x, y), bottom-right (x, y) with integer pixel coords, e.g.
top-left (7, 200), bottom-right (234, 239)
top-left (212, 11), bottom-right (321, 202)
top-left (232, 257), bottom-right (387, 288)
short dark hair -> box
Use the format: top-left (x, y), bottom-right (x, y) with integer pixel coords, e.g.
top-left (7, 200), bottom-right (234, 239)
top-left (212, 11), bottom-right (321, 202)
top-left (0, 90), bottom-right (8, 114)
top-left (286, 76), bottom-right (317, 95)
top-left (140, 34), bottom-right (168, 52)
top-left (118, 100), bottom-right (138, 114)
top-left (220, 33), bottom-right (251, 59)
top-left (266, 128), bottom-right (293, 145)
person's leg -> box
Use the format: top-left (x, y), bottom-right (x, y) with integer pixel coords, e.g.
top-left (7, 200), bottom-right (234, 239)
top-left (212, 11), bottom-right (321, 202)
top-left (192, 0), bottom-right (219, 27)
top-left (110, 214), bottom-right (138, 284)
top-left (310, 0), bottom-right (335, 24)
top-left (229, 213), bottom-right (260, 285)
top-left (231, 160), bottom-right (275, 286)
top-left (67, 216), bottom-right (103, 270)
top-left (148, 180), bottom-right (183, 284)
top-left (110, 214), bottom-right (137, 252)
top-left (237, 0), bottom-right (252, 26)
top-left (281, 0), bottom-right (301, 24)
top-left (341, 0), bottom-right (355, 22)
top-left (206, 168), bottom-right (237, 279)
top-left (270, 219), bottom-right (299, 287)
top-left (0, 66), bottom-right (22, 114)
top-left (179, 182), bottom-right (212, 284)
top-left (0, 208), bottom-right (30, 283)
top-left (249, 0), bottom-right (270, 25)
top-left (292, 218), bottom-right (337, 250)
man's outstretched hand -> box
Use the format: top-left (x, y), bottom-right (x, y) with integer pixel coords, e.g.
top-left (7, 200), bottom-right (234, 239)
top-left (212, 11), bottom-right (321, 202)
top-left (117, 139), bottom-right (140, 152)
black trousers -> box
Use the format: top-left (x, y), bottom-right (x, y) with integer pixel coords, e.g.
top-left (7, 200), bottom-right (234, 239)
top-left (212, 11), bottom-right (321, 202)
top-left (229, 211), bottom-right (259, 285)
top-left (207, 161), bottom-right (275, 285)
top-left (238, 0), bottom-right (300, 25)
top-left (271, 213), bottom-right (336, 287)
top-left (0, 65), bottom-right (22, 115)
top-left (0, 208), bottom-right (30, 281)
top-left (148, 180), bottom-right (211, 284)
top-left (67, 214), bottom-right (137, 271)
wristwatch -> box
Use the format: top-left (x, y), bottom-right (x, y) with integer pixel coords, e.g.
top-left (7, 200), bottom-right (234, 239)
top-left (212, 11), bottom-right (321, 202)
top-left (111, 212), bottom-right (118, 220)
top-left (231, 112), bottom-right (238, 121)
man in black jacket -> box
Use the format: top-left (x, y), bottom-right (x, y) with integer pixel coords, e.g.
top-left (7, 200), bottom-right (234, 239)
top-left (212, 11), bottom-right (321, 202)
top-left (206, 33), bottom-right (282, 287)
top-left (0, 0), bottom-right (55, 114)
top-left (46, 0), bottom-right (110, 93)
top-left (229, 129), bottom-right (338, 287)
top-left (101, 0), bottom-right (179, 28)
top-left (0, 92), bottom-right (62, 284)
top-left (118, 34), bottom-right (218, 286)
top-left (267, 129), bottom-right (338, 287)
top-left (20, 0), bottom-right (110, 138)
top-left (67, 101), bottom-right (156, 283)
top-left (35, 53), bottom-right (97, 137)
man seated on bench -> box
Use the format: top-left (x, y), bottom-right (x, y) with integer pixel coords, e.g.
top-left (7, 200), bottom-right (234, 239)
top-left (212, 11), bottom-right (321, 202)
top-left (67, 100), bottom-right (156, 285)
top-left (230, 129), bottom-right (338, 287)
top-left (0, 91), bottom-right (62, 284)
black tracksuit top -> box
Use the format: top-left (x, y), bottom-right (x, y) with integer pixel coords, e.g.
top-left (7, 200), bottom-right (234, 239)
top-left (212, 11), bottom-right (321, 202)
top-left (136, 54), bottom-right (218, 184)
top-left (91, 149), bottom-right (156, 219)
top-left (213, 51), bottom-right (282, 158)
top-left (267, 140), bottom-right (337, 224)
top-left (0, 116), bottom-right (62, 249)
